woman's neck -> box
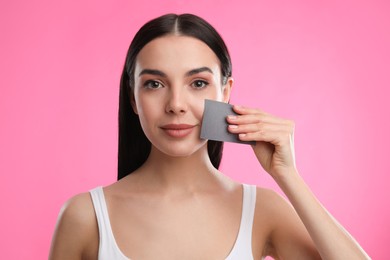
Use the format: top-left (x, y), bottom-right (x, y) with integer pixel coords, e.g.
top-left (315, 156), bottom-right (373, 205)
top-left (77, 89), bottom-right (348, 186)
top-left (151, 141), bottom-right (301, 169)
top-left (135, 145), bottom-right (222, 193)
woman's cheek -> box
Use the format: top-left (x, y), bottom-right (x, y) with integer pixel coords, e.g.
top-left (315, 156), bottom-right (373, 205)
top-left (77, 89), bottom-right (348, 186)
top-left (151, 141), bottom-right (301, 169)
top-left (192, 95), bottom-right (216, 120)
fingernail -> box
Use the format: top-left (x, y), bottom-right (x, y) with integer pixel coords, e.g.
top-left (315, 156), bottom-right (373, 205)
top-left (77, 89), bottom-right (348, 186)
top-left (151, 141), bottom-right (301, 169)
top-left (228, 124), bottom-right (238, 129)
top-left (239, 133), bottom-right (246, 138)
top-left (227, 115), bottom-right (237, 120)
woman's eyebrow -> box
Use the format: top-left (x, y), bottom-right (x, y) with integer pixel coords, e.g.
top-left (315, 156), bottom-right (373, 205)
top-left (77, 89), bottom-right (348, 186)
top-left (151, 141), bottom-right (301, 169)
top-left (139, 69), bottom-right (167, 77)
top-left (138, 67), bottom-right (213, 77)
top-left (185, 67), bottom-right (213, 77)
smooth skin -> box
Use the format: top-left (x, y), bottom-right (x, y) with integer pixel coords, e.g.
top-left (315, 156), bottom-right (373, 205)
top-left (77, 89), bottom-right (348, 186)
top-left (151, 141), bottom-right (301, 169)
top-left (50, 35), bottom-right (370, 259)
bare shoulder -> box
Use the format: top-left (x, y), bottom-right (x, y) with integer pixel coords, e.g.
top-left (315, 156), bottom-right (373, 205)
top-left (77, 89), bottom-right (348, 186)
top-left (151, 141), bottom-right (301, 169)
top-left (253, 187), bottom-right (291, 236)
top-left (254, 187), bottom-right (320, 259)
top-left (255, 187), bottom-right (292, 213)
top-left (59, 192), bottom-right (96, 230)
top-left (49, 192), bottom-right (98, 260)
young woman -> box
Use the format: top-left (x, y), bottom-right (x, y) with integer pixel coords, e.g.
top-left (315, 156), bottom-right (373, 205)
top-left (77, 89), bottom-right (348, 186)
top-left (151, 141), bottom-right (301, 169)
top-left (49, 14), bottom-right (370, 259)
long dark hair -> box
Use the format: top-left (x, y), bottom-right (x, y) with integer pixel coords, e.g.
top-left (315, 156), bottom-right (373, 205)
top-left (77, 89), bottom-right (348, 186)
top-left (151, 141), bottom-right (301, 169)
top-left (118, 13), bottom-right (232, 180)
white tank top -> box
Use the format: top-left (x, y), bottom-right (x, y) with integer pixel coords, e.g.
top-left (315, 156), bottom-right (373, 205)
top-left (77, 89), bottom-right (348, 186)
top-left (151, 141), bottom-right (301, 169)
top-left (90, 184), bottom-right (257, 260)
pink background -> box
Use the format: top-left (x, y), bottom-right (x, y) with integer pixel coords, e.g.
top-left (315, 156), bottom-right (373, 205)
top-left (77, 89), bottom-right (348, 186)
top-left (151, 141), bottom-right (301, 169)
top-left (1, 0), bottom-right (389, 259)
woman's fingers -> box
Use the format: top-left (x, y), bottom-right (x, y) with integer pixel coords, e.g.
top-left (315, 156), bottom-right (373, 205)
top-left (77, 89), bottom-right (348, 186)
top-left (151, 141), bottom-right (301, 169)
top-left (228, 122), bottom-right (293, 144)
top-left (228, 105), bottom-right (292, 125)
top-left (226, 105), bottom-right (295, 145)
top-left (232, 105), bottom-right (266, 115)
top-left (227, 105), bottom-right (297, 176)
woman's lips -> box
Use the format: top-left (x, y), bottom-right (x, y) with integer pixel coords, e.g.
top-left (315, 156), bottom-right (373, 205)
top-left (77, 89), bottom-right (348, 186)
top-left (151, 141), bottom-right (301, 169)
top-left (160, 124), bottom-right (196, 138)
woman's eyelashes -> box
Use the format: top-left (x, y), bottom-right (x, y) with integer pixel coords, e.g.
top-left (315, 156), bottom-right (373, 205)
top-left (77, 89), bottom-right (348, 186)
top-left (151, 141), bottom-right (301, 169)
top-left (191, 79), bottom-right (209, 89)
top-left (143, 80), bottom-right (163, 89)
top-left (142, 79), bottom-right (210, 90)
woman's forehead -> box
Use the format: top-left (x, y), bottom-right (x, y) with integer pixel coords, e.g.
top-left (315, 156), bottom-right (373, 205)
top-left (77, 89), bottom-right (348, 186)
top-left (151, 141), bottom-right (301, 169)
top-left (135, 35), bottom-right (221, 75)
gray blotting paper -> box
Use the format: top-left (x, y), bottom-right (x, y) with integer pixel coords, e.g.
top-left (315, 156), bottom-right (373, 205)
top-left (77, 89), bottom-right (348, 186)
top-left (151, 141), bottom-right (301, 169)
top-left (200, 99), bottom-right (255, 145)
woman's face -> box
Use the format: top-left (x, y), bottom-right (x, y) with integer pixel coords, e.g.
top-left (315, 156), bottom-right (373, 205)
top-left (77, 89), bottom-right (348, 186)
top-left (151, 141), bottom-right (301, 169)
top-left (132, 35), bottom-right (232, 157)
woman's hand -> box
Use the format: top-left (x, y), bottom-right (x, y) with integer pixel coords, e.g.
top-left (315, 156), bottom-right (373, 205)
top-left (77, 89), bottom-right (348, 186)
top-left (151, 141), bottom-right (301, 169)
top-left (226, 105), bottom-right (297, 178)
top-left (227, 105), bottom-right (371, 259)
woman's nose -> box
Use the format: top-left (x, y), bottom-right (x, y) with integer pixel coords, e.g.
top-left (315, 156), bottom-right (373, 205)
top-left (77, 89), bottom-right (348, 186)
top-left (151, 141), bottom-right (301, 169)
top-left (165, 87), bottom-right (188, 115)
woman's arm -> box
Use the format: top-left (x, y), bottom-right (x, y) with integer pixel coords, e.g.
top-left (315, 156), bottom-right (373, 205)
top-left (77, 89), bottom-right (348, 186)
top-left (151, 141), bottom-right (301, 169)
top-left (227, 105), bottom-right (370, 259)
top-left (273, 168), bottom-right (369, 259)
top-left (49, 193), bottom-right (98, 260)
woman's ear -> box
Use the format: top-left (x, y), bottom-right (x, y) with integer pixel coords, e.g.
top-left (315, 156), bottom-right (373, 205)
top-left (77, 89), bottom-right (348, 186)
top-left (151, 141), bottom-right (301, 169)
top-left (130, 93), bottom-right (138, 115)
top-left (222, 77), bottom-right (233, 103)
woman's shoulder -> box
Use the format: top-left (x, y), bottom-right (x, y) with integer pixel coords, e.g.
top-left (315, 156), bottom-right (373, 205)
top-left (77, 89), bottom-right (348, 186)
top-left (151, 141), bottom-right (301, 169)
top-left (252, 186), bottom-right (304, 235)
top-left (252, 186), bottom-right (320, 258)
top-left (255, 187), bottom-right (284, 204)
top-left (254, 186), bottom-right (294, 220)
top-left (50, 191), bottom-right (98, 259)
top-left (55, 191), bottom-right (98, 240)
top-left (59, 191), bottom-right (96, 225)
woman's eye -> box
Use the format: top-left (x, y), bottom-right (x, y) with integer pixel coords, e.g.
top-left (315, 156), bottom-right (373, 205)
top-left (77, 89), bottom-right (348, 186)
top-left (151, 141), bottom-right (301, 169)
top-left (192, 80), bottom-right (209, 89)
top-left (144, 80), bottom-right (162, 89)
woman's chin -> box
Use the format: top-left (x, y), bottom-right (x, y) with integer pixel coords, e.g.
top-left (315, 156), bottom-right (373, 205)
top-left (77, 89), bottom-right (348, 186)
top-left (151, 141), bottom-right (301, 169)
top-left (151, 141), bottom-right (207, 159)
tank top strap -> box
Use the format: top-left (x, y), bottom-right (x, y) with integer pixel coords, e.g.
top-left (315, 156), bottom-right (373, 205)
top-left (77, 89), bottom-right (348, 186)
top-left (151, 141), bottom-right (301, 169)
top-left (89, 187), bottom-right (129, 260)
top-left (225, 184), bottom-right (256, 260)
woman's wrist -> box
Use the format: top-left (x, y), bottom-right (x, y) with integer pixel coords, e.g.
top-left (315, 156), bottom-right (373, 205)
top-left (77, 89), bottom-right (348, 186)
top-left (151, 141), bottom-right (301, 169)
top-left (270, 167), bottom-right (301, 185)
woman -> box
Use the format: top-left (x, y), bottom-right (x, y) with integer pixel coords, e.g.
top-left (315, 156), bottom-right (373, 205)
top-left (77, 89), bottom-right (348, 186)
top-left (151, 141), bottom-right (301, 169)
top-left (49, 13), bottom-right (369, 259)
